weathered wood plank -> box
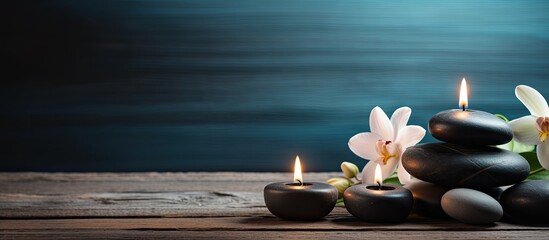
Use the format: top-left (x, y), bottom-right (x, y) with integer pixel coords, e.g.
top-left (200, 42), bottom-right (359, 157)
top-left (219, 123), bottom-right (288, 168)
top-left (1, 217), bottom-right (548, 231)
top-left (0, 191), bottom-right (268, 218)
top-left (0, 172), bottom-right (338, 182)
top-left (0, 172), bottom-right (343, 218)
top-left (0, 172), bottom-right (340, 194)
top-left (0, 172), bottom-right (548, 237)
top-left (4, 230), bottom-right (549, 240)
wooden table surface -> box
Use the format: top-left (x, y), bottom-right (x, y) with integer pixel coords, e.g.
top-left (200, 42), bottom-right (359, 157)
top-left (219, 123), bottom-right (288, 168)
top-left (1, 172), bottom-right (548, 239)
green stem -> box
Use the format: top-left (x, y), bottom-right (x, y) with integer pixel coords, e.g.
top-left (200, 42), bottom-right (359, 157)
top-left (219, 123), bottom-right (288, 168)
top-left (530, 168), bottom-right (545, 175)
top-left (495, 114), bottom-right (509, 122)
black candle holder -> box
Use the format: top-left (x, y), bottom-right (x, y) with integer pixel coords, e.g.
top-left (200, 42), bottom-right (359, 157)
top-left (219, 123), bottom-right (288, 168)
top-left (264, 182), bottom-right (338, 221)
top-left (343, 184), bottom-right (413, 223)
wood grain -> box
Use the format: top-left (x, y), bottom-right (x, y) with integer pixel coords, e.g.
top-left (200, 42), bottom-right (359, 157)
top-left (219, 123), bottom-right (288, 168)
top-left (5, 231), bottom-right (549, 240)
top-left (0, 172), bottom-right (338, 194)
top-left (2, 217), bottom-right (548, 231)
top-left (0, 172), bottom-right (548, 239)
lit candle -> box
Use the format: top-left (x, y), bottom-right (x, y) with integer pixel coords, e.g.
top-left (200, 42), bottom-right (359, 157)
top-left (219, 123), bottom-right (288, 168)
top-left (343, 163), bottom-right (414, 223)
top-left (263, 156), bottom-right (338, 220)
top-left (459, 78), bottom-right (468, 111)
top-left (429, 78), bottom-right (513, 145)
top-left (294, 156), bottom-right (302, 185)
top-left (374, 163), bottom-right (382, 189)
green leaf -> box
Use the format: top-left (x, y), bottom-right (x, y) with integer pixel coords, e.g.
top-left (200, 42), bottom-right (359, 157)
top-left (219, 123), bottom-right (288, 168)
top-left (527, 170), bottom-right (549, 180)
top-left (383, 173), bottom-right (402, 186)
top-left (509, 151), bottom-right (549, 180)
top-left (336, 198), bottom-right (345, 207)
top-left (520, 151), bottom-right (545, 175)
top-left (520, 151), bottom-right (549, 180)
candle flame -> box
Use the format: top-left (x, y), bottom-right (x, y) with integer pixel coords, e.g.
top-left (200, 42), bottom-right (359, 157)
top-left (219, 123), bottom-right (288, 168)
top-left (374, 163), bottom-right (382, 187)
top-left (294, 155), bottom-right (303, 185)
top-left (459, 78), bottom-right (468, 110)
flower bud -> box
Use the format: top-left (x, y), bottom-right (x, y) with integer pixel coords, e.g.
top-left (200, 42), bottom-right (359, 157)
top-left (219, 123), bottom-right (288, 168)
top-left (327, 177), bottom-right (353, 198)
top-left (341, 161), bottom-right (359, 178)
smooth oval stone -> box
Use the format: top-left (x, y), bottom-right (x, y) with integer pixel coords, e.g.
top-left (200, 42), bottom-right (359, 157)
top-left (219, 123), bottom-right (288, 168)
top-left (500, 180), bottom-right (549, 223)
top-left (404, 181), bottom-right (449, 218)
top-left (442, 188), bottom-right (503, 225)
top-left (402, 143), bottom-right (530, 188)
top-left (429, 109), bottom-right (513, 145)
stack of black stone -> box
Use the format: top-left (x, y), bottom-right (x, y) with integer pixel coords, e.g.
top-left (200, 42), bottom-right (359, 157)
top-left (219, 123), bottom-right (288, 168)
top-left (401, 109), bottom-right (533, 225)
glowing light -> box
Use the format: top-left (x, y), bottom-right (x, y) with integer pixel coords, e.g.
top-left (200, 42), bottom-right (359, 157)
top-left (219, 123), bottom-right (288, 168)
top-left (294, 156), bottom-right (303, 185)
top-left (459, 78), bottom-right (468, 110)
top-left (374, 163), bottom-right (382, 187)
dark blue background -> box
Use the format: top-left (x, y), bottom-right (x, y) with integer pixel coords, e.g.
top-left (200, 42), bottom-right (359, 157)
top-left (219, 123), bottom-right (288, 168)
top-left (2, 0), bottom-right (549, 172)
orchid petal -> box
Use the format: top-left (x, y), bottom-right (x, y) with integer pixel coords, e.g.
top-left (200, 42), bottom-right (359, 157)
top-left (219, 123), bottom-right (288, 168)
top-left (349, 132), bottom-right (382, 160)
top-left (515, 85), bottom-right (549, 117)
top-left (391, 107), bottom-right (411, 139)
top-left (510, 116), bottom-right (541, 145)
top-left (395, 125), bottom-right (426, 149)
top-left (397, 159), bottom-right (413, 185)
top-left (361, 158), bottom-right (398, 184)
top-left (380, 157), bottom-right (398, 182)
top-left (537, 141), bottom-right (549, 170)
top-left (370, 106), bottom-right (394, 141)
top-left (385, 140), bottom-right (399, 155)
top-left (361, 161), bottom-right (376, 184)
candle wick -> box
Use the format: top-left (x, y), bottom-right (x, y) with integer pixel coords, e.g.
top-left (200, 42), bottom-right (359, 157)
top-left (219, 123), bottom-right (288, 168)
top-left (377, 181), bottom-right (381, 190)
top-left (296, 179), bottom-right (303, 186)
top-left (462, 105), bottom-right (466, 111)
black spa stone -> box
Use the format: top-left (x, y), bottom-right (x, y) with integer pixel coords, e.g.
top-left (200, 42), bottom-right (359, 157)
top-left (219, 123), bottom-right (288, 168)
top-left (401, 143), bottom-right (530, 188)
top-left (404, 180), bottom-right (450, 218)
top-left (500, 180), bottom-right (549, 223)
top-left (429, 109), bottom-right (513, 146)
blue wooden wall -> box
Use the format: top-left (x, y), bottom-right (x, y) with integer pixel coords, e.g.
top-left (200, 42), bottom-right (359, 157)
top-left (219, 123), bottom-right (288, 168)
top-left (2, 0), bottom-right (549, 171)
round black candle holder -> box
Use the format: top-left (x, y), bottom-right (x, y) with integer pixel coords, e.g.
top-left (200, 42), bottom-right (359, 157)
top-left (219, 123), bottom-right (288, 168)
top-left (264, 182), bottom-right (338, 221)
top-left (343, 184), bottom-right (413, 223)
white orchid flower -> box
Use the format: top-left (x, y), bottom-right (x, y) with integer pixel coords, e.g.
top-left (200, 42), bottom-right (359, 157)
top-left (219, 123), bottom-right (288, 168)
top-left (509, 85), bottom-right (549, 170)
top-left (348, 106), bottom-right (426, 185)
